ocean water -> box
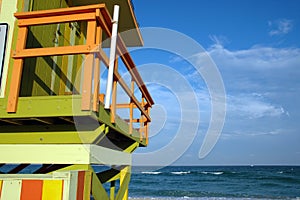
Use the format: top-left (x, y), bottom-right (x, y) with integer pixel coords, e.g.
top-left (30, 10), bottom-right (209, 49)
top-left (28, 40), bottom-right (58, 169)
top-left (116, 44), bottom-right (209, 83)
top-left (128, 166), bottom-right (300, 200)
top-left (1, 165), bottom-right (299, 199)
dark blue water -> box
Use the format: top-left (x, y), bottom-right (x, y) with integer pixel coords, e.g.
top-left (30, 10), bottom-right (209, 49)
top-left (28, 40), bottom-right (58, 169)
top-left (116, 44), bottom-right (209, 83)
top-left (129, 166), bottom-right (300, 199)
top-left (1, 165), bottom-right (299, 199)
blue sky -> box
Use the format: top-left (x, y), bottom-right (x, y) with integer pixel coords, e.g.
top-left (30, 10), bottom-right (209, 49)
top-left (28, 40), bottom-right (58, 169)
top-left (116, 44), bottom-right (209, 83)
top-left (130, 0), bottom-right (300, 165)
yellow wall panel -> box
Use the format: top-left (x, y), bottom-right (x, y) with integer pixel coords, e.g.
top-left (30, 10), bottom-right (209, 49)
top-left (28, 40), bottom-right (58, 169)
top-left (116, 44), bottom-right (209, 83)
top-left (0, 180), bottom-right (2, 198)
top-left (42, 180), bottom-right (64, 200)
top-left (83, 171), bottom-right (92, 199)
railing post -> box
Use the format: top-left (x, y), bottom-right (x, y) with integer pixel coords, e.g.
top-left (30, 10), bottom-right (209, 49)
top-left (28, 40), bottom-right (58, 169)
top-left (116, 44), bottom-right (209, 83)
top-left (145, 106), bottom-right (150, 145)
top-left (104, 5), bottom-right (120, 109)
top-left (93, 24), bottom-right (103, 112)
top-left (7, 27), bottom-right (28, 113)
top-left (111, 57), bottom-right (118, 123)
top-left (129, 80), bottom-right (134, 135)
top-left (81, 20), bottom-right (96, 111)
top-left (139, 97), bottom-right (145, 141)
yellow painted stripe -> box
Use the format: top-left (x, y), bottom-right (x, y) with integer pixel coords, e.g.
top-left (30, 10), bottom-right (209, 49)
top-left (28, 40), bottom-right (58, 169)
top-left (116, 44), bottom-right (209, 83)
top-left (83, 171), bottom-right (92, 200)
top-left (0, 180), bottom-right (2, 198)
top-left (42, 180), bottom-right (63, 200)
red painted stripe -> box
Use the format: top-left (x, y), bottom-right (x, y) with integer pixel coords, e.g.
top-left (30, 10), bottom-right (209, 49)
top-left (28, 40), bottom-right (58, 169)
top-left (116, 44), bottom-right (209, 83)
top-left (21, 180), bottom-right (43, 200)
top-left (76, 171), bottom-right (85, 200)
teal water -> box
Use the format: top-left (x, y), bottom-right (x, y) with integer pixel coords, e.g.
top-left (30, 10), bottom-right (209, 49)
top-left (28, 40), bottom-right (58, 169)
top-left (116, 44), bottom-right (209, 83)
top-left (129, 166), bottom-right (300, 199)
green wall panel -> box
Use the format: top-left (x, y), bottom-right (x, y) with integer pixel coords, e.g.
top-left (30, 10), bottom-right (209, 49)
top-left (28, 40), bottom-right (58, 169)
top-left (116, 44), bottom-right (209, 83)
top-left (19, 0), bottom-right (84, 97)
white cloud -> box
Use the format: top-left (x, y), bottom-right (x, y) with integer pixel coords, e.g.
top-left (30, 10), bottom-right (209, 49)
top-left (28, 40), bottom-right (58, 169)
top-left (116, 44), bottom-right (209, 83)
top-left (209, 35), bottom-right (229, 47)
top-left (221, 129), bottom-right (288, 139)
top-left (269, 19), bottom-right (293, 36)
top-left (169, 41), bottom-right (299, 122)
top-left (205, 44), bottom-right (300, 70)
top-left (227, 94), bottom-right (287, 119)
top-left (191, 41), bottom-right (300, 99)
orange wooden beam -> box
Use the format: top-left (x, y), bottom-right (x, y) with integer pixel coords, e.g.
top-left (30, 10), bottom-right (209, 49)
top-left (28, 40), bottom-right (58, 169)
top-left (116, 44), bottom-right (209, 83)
top-left (110, 58), bottom-right (118, 123)
top-left (7, 27), bottom-right (28, 113)
top-left (98, 51), bottom-right (151, 121)
top-left (13, 44), bottom-right (99, 58)
top-left (129, 80), bottom-right (134, 134)
top-left (81, 20), bottom-right (96, 111)
top-left (117, 40), bottom-right (154, 106)
top-left (96, 7), bottom-right (154, 107)
top-left (14, 4), bottom-right (105, 20)
top-left (96, 48), bottom-right (109, 67)
top-left (17, 13), bottom-right (95, 27)
top-left (93, 25), bottom-right (103, 112)
top-left (114, 73), bottom-right (151, 122)
top-left (8, 3), bottom-right (153, 128)
top-left (116, 103), bottom-right (137, 109)
top-left (124, 118), bottom-right (146, 123)
top-left (96, 9), bottom-right (111, 38)
top-left (139, 97), bottom-right (146, 141)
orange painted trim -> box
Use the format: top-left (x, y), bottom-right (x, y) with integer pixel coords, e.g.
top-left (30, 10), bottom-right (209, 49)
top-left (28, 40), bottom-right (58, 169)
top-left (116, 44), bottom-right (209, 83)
top-left (92, 25), bottom-right (103, 112)
top-left (111, 58), bottom-right (119, 123)
top-left (14, 4), bottom-right (105, 19)
top-left (7, 26), bottom-right (28, 113)
top-left (8, 3), bottom-right (153, 144)
top-left (13, 44), bottom-right (99, 59)
top-left (21, 180), bottom-right (43, 200)
top-left (18, 13), bottom-right (95, 27)
top-left (81, 20), bottom-right (96, 111)
top-left (97, 5), bottom-right (154, 106)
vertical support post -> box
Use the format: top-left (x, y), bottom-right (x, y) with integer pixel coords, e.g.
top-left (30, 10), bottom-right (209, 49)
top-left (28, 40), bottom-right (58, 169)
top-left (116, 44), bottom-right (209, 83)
top-left (129, 80), bottom-right (134, 135)
top-left (110, 181), bottom-right (115, 200)
top-left (139, 97), bottom-right (145, 141)
top-left (93, 24), bottom-right (103, 112)
top-left (145, 106), bottom-right (150, 145)
top-left (104, 5), bottom-right (120, 109)
top-left (7, 27), bottom-right (28, 113)
top-left (111, 57), bottom-right (118, 123)
top-left (117, 166), bottom-right (130, 200)
top-left (81, 20), bottom-right (96, 111)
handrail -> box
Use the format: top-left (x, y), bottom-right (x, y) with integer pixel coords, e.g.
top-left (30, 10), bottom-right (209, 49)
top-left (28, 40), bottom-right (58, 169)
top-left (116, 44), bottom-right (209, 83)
top-left (14, 4), bottom-right (105, 19)
top-left (7, 4), bottom-right (153, 143)
top-left (14, 5), bottom-right (153, 107)
top-left (97, 8), bottom-right (154, 106)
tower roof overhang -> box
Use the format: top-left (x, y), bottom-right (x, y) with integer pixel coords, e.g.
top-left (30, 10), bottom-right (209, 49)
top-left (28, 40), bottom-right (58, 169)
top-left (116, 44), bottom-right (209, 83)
top-left (72, 0), bottom-right (143, 47)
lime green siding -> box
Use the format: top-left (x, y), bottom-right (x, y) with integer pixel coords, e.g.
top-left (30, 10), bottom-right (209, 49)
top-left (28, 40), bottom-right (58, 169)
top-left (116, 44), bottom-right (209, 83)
top-left (20, 0), bottom-right (86, 97)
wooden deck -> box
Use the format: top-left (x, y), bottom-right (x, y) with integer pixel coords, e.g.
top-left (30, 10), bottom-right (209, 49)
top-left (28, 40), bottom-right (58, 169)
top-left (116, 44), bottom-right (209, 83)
top-left (0, 95), bottom-right (147, 148)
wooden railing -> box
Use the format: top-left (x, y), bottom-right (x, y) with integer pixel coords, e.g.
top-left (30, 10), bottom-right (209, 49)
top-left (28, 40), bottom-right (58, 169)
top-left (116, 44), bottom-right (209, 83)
top-left (7, 4), bottom-right (153, 143)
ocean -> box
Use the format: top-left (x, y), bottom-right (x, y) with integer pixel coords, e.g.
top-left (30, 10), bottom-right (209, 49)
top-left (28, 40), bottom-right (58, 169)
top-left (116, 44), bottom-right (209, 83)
top-left (1, 165), bottom-right (299, 199)
top-left (128, 166), bottom-right (300, 200)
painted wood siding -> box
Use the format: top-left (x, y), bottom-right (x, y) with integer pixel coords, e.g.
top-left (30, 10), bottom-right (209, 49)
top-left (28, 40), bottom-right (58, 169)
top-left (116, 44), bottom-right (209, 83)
top-left (0, 171), bottom-right (92, 200)
top-left (20, 0), bottom-right (85, 97)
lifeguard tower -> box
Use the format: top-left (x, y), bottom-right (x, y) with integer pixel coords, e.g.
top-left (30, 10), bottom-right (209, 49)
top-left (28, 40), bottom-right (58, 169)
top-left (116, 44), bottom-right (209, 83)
top-left (0, 0), bottom-right (153, 199)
